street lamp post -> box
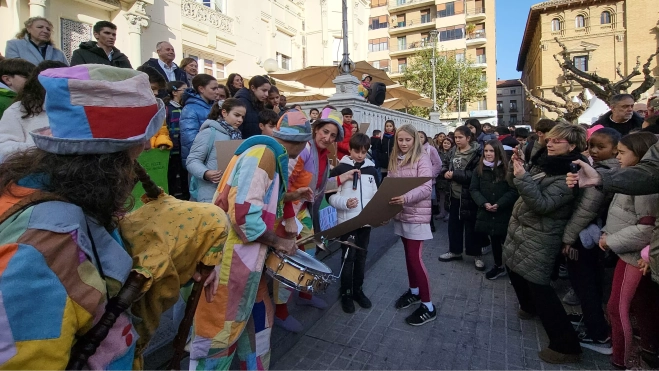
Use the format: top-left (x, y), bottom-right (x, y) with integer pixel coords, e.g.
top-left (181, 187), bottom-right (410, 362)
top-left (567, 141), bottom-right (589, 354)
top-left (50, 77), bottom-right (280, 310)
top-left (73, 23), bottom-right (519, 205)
top-left (429, 30), bottom-right (439, 112)
top-left (339, 0), bottom-right (355, 75)
top-left (457, 68), bottom-right (462, 123)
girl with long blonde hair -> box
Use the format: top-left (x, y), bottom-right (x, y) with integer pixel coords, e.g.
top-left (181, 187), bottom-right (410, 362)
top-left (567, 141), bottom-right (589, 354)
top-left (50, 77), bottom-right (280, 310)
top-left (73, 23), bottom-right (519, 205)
top-left (387, 124), bottom-right (436, 326)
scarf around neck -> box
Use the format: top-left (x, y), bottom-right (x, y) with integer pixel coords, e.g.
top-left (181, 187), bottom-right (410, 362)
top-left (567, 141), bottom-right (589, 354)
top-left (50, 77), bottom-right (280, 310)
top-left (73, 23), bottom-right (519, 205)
top-left (218, 120), bottom-right (243, 140)
top-left (536, 149), bottom-right (584, 176)
top-left (483, 160), bottom-right (501, 167)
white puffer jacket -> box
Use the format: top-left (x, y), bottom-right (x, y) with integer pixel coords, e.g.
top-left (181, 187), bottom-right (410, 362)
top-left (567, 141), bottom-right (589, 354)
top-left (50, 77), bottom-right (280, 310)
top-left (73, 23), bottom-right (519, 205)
top-left (328, 156), bottom-right (379, 224)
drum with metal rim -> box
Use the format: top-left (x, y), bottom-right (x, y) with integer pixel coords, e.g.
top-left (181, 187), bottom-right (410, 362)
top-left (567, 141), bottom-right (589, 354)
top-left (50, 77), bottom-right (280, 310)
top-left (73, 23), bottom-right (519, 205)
top-left (264, 249), bottom-right (333, 293)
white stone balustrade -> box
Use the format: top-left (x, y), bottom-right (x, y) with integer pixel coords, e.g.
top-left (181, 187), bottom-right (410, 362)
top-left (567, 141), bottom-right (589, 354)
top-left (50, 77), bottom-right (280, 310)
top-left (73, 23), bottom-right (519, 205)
top-left (296, 97), bottom-right (450, 137)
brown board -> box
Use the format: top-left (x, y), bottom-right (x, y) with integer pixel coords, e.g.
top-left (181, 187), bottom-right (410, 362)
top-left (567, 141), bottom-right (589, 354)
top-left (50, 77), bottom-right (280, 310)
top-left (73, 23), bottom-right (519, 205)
top-left (215, 140), bottom-right (245, 174)
top-left (359, 122), bottom-right (370, 135)
top-left (311, 176), bottom-right (432, 243)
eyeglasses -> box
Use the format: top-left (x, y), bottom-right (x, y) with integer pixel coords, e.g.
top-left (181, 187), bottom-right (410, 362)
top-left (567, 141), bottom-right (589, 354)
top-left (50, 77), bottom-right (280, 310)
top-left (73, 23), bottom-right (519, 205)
top-left (546, 138), bottom-right (569, 145)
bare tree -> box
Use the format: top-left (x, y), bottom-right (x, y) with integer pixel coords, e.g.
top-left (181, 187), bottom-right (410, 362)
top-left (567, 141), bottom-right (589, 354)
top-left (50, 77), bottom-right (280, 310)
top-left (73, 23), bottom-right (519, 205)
top-left (519, 79), bottom-right (588, 123)
top-left (553, 37), bottom-right (658, 103)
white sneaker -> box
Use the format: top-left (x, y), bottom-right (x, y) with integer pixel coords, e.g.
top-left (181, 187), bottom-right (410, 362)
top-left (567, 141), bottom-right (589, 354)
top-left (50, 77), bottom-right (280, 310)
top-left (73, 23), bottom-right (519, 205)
top-left (474, 257), bottom-right (485, 271)
top-left (438, 252), bottom-right (463, 262)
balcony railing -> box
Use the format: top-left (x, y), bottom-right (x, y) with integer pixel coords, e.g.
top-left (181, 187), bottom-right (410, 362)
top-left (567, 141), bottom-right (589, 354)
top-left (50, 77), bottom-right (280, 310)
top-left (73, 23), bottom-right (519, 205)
top-left (390, 16), bottom-right (435, 29)
top-left (181, 0), bottom-right (233, 34)
top-left (466, 7), bottom-right (486, 16)
top-left (509, 107), bottom-right (518, 112)
top-left (389, 0), bottom-right (434, 10)
top-left (398, 65), bottom-right (407, 73)
top-left (390, 40), bottom-right (429, 52)
top-left (466, 30), bottom-right (486, 40)
top-left (476, 55), bottom-right (486, 64)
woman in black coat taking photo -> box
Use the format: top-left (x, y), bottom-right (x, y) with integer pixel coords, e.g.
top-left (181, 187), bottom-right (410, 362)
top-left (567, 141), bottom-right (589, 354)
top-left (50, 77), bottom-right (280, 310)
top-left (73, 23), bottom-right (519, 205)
top-left (377, 119), bottom-right (396, 177)
top-left (233, 75), bottom-right (271, 138)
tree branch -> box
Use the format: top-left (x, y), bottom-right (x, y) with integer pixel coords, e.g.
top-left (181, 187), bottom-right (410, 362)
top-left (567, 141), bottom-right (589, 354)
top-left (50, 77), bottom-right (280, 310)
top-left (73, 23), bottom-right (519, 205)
top-left (554, 37), bottom-right (611, 85)
top-left (519, 79), bottom-right (567, 118)
top-left (630, 47), bottom-right (659, 100)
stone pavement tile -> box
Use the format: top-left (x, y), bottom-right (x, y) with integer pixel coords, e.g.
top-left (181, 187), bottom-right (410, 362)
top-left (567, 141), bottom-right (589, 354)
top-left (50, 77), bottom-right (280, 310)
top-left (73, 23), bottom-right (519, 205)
top-left (469, 357), bottom-right (489, 370)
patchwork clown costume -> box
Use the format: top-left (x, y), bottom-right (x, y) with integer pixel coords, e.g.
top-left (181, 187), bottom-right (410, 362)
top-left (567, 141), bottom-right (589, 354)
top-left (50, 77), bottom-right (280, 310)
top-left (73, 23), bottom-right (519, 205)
top-left (272, 109), bottom-right (344, 323)
top-left (0, 65), bottom-right (164, 369)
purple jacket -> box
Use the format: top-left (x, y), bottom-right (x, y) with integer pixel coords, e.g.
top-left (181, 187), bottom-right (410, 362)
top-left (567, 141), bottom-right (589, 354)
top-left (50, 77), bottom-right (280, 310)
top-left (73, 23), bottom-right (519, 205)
top-left (423, 142), bottom-right (442, 184)
top-left (388, 153), bottom-right (433, 224)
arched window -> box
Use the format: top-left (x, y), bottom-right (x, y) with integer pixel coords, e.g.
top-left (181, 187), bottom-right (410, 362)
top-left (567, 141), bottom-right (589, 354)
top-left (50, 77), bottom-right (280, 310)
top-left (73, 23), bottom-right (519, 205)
top-left (575, 15), bottom-right (585, 28)
top-left (601, 11), bottom-right (612, 24)
top-left (551, 18), bottom-right (562, 31)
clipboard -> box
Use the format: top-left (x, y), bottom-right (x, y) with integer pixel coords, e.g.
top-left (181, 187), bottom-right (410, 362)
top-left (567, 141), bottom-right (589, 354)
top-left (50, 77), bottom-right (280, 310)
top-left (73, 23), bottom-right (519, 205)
top-left (311, 176), bottom-right (432, 243)
top-left (215, 140), bottom-right (245, 174)
top-left (359, 123), bottom-right (370, 135)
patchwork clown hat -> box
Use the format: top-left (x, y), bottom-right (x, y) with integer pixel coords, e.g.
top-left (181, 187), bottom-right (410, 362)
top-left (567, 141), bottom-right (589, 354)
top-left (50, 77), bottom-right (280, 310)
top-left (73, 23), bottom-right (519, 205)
top-left (272, 109), bottom-right (312, 142)
top-left (30, 64), bottom-right (165, 155)
top-left (316, 107), bottom-right (344, 142)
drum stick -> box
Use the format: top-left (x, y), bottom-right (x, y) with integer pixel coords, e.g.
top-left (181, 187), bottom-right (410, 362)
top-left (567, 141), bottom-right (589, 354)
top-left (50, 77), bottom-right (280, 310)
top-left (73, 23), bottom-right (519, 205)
top-left (168, 263), bottom-right (214, 371)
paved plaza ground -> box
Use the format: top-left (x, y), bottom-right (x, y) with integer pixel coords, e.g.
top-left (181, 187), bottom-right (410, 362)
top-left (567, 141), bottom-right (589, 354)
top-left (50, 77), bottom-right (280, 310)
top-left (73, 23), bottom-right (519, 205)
top-left (271, 223), bottom-right (613, 371)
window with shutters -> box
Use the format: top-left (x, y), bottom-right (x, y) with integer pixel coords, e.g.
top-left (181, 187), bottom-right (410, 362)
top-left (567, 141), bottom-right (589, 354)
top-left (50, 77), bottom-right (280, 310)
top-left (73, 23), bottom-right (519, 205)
top-left (60, 19), bottom-right (92, 64)
top-left (437, 2), bottom-right (457, 18)
top-left (551, 18), bottom-right (562, 31)
top-left (573, 56), bottom-right (588, 71)
top-left (368, 38), bottom-right (389, 52)
top-left (421, 9), bottom-right (431, 23)
top-left (277, 52), bottom-right (291, 70)
top-left (369, 15), bottom-right (388, 30)
top-left (575, 15), bottom-right (585, 28)
top-left (397, 36), bottom-right (406, 51)
top-left (510, 115), bottom-right (518, 124)
top-left (601, 11), bottom-right (611, 24)
top-left (439, 26), bottom-right (464, 41)
top-left (476, 47), bottom-right (486, 63)
top-left (510, 100), bottom-right (518, 112)
top-left (398, 58), bottom-right (407, 73)
top-left (370, 0), bottom-right (387, 7)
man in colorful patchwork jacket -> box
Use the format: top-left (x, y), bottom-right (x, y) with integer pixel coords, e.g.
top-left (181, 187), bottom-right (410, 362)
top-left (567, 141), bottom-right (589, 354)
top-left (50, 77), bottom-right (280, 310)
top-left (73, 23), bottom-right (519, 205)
top-left (189, 110), bottom-right (313, 370)
top-left (0, 65), bottom-right (167, 369)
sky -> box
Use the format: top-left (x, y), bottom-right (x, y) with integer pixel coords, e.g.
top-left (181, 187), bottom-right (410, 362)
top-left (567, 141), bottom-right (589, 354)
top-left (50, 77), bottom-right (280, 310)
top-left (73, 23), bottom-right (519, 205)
top-left (495, 0), bottom-right (541, 80)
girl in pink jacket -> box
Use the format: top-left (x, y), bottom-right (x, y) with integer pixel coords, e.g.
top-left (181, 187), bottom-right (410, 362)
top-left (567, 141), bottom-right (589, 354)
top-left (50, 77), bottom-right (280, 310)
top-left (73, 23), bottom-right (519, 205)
top-left (388, 124), bottom-right (435, 326)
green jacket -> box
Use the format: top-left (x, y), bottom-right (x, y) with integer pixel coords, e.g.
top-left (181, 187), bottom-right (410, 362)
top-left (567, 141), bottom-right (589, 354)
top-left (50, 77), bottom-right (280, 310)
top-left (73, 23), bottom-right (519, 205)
top-left (0, 88), bottom-right (17, 119)
top-left (503, 167), bottom-right (577, 285)
top-left (470, 165), bottom-right (518, 237)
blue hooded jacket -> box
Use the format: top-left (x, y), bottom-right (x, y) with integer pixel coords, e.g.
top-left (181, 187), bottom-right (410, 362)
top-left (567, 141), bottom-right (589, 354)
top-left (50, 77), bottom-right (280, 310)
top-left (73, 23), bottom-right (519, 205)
top-left (180, 88), bottom-right (213, 163)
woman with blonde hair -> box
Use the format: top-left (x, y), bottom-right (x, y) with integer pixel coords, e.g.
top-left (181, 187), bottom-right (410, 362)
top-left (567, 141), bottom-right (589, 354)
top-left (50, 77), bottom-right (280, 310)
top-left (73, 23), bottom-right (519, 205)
top-left (5, 17), bottom-right (68, 65)
top-left (387, 124), bottom-right (435, 326)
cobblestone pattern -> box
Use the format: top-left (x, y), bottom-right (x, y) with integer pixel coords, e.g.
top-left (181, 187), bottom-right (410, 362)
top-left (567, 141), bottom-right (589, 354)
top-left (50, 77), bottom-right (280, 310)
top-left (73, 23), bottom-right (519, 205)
top-left (272, 225), bottom-right (612, 370)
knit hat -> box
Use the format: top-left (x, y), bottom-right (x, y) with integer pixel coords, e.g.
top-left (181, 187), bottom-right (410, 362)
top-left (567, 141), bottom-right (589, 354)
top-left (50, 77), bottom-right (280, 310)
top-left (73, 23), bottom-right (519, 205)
top-left (361, 74), bottom-right (372, 82)
top-left (272, 108), bottom-right (312, 142)
top-left (30, 64), bottom-right (165, 155)
top-left (315, 107), bottom-right (344, 142)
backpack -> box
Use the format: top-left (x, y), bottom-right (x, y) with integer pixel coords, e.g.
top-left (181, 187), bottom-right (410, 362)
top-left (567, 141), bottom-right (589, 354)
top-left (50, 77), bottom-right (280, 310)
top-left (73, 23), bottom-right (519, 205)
top-left (367, 82), bottom-right (386, 106)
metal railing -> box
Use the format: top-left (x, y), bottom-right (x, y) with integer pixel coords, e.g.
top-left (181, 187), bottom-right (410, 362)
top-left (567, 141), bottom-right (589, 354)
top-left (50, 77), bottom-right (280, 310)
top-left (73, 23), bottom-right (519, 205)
top-left (437, 8), bottom-right (464, 18)
top-left (389, 16), bottom-right (435, 29)
top-left (476, 55), bottom-right (487, 64)
top-left (466, 30), bottom-right (486, 39)
top-left (390, 40), bottom-right (429, 52)
top-left (389, 0), bottom-right (434, 9)
top-left (466, 7), bottom-right (485, 16)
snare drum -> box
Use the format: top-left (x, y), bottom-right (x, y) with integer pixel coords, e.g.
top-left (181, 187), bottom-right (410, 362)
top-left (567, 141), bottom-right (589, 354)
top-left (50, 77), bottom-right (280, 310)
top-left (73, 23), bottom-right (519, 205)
top-left (264, 249), bottom-right (333, 293)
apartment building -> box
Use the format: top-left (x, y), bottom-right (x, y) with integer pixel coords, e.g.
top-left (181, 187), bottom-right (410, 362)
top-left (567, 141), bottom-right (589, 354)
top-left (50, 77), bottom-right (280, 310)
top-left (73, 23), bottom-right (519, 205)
top-left (517, 0), bottom-right (659, 125)
top-left (2, 0), bottom-right (367, 81)
top-left (367, 0), bottom-right (497, 121)
top-left (496, 79), bottom-right (526, 126)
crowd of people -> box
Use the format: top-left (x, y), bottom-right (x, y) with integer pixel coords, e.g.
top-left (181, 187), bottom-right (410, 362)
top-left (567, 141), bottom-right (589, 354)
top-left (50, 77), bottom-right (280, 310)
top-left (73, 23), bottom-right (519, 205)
top-left (3, 15), bottom-right (659, 371)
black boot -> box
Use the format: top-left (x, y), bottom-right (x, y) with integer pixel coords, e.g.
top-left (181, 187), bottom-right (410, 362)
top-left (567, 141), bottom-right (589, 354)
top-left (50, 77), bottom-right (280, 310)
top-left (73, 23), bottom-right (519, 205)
top-left (430, 218), bottom-right (436, 233)
top-left (352, 287), bottom-right (372, 309)
top-left (341, 289), bottom-right (355, 313)
top-left (432, 204), bottom-right (439, 215)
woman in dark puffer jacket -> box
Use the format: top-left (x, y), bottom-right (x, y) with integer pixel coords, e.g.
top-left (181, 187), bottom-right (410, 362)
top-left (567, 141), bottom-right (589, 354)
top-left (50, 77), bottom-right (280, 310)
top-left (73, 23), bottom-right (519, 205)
top-left (503, 122), bottom-right (588, 364)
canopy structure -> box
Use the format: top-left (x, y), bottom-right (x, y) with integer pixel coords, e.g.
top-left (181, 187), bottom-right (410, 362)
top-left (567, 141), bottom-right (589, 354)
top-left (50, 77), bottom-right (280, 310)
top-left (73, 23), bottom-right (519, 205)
top-left (286, 93), bottom-right (329, 103)
top-left (269, 61), bottom-right (395, 89)
top-left (382, 97), bottom-right (433, 110)
top-left (385, 84), bottom-right (426, 101)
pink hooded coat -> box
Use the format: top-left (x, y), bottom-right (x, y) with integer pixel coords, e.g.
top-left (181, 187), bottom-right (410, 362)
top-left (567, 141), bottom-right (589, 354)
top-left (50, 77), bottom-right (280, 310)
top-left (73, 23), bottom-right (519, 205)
top-left (387, 153), bottom-right (433, 224)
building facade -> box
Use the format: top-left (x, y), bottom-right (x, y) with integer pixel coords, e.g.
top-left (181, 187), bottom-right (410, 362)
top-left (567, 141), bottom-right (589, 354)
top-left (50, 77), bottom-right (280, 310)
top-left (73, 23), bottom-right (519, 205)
top-left (367, 0), bottom-right (497, 122)
top-left (496, 79), bottom-right (526, 126)
top-left (517, 0), bottom-right (659, 125)
top-left (1, 0), bottom-right (369, 81)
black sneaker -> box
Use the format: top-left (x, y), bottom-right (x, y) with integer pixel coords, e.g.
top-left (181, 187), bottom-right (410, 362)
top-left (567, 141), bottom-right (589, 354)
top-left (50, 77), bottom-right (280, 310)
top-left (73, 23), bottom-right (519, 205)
top-left (352, 288), bottom-right (372, 309)
top-left (405, 303), bottom-right (437, 326)
top-left (485, 265), bottom-right (507, 280)
top-left (341, 290), bottom-right (355, 313)
top-left (395, 289), bottom-right (421, 309)
top-left (567, 313), bottom-right (584, 328)
top-left (578, 331), bottom-right (613, 355)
